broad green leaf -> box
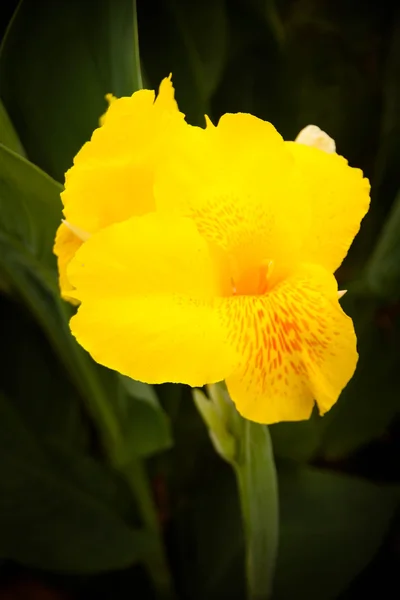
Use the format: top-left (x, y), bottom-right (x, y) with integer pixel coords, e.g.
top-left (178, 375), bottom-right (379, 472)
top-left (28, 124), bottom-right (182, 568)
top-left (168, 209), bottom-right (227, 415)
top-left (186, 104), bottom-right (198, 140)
top-left (366, 190), bottom-right (400, 300)
top-left (117, 376), bottom-right (173, 460)
top-left (0, 390), bottom-right (155, 573)
top-left (0, 280), bottom-right (172, 589)
top-left (0, 143), bottom-right (61, 270)
top-left (273, 465), bottom-right (399, 600)
top-left (0, 143), bottom-right (121, 455)
top-left (0, 99), bottom-right (24, 155)
top-left (0, 294), bottom-right (88, 450)
top-left (138, 0), bottom-right (228, 124)
top-left (0, 0), bottom-right (142, 181)
top-left (0, 309), bottom-right (136, 530)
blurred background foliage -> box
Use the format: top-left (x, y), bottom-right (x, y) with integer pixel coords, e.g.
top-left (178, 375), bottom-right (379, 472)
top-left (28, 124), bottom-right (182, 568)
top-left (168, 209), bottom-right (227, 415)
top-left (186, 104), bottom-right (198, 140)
top-left (0, 0), bottom-right (399, 598)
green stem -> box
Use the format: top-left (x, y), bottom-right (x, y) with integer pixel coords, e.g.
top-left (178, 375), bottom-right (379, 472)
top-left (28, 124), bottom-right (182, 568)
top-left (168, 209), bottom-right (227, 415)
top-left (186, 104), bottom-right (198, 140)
top-left (124, 460), bottom-right (176, 600)
top-left (234, 421), bottom-right (279, 600)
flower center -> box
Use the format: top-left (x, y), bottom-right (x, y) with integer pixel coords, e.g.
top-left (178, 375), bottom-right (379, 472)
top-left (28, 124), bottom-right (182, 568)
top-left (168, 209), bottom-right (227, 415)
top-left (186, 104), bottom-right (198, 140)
top-left (231, 258), bottom-right (276, 297)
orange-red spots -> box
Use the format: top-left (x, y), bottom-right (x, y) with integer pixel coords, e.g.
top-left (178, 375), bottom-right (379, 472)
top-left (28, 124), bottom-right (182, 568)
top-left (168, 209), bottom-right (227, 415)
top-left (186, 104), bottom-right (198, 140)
top-left (290, 340), bottom-right (301, 352)
top-left (278, 331), bottom-right (292, 353)
top-left (262, 328), bottom-right (268, 349)
top-left (280, 305), bottom-right (289, 317)
top-left (290, 361), bottom-right (299, 374)
top-left (254, 316), bottom-right (260, 347)
top-left (256, 348), bottom-right (263, 368)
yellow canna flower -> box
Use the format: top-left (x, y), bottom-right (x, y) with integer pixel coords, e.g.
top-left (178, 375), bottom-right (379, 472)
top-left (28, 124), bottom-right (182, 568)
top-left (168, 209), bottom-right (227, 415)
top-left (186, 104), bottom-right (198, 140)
top-left (56, 78), bottom-right (370, 424)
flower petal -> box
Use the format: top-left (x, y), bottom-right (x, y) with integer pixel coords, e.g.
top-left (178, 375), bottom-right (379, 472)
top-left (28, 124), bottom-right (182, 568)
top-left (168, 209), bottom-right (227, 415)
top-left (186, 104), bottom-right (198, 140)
top-left (56, 77), bottom-right (185, 300)
top-left (223, 264), bottom-right (358, 424)
top-left (155, 113), bottom-right (311, 290)
top-left (53, 222), bottom-right (83, 304)
top-left (68, 213), bottom-right (237, 385)
top-left (286, 141), bottom-right (370, 272)
top-left (61, 77), bottom-right (184, 234)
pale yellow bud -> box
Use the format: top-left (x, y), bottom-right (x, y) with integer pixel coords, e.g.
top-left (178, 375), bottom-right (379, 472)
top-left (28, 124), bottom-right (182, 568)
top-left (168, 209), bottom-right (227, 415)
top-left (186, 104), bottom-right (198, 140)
top-left (295, 125), bottom-right (336, 154)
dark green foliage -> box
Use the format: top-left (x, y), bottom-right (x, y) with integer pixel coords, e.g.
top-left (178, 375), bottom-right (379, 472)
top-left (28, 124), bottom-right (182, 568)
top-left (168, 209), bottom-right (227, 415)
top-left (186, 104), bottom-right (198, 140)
top-left (0, 0), bottom-right (399, 598)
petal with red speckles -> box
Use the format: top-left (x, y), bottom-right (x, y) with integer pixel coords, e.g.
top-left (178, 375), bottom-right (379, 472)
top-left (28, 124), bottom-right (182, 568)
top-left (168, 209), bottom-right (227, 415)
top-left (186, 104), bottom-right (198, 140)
top-left (223, 264), bottom-right (358, 424)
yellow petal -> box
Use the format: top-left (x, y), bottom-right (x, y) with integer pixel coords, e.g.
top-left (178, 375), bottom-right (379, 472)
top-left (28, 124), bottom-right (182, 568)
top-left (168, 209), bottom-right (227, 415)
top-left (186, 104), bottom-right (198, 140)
top-left (155, 113), bottom-right (311, 292)
top-left (99, 93), bottom-right (117, 126)
top-left (68, 213), bottom-right (237, 385)
top-left (62, 158), bottom-right (155, 233)
top-left (53, 222), bottom-right (83, 304)
top-left (223, 264), bottom-right (358, 424)
top-left (286, 141), bottom-right (370, 272)
top-left (56, 77), bottom-right (185, 300)
top-left (62, 219), bottom-right (90, 241)
top-left (61, 77), bottom-right (185, 234)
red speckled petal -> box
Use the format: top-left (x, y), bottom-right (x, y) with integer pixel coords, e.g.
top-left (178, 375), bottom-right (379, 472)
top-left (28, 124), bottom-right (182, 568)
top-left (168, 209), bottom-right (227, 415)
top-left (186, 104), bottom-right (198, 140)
top-left (223, 264), bottom-right (358, 423)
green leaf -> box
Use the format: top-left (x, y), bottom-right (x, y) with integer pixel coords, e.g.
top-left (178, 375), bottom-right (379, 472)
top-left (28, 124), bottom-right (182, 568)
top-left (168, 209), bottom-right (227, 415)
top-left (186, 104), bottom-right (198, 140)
top-left (138, 0), bottom-right (228, 124)
top-left (0, 99), bottom-right (25, 155)
top-left (0, 294), bottom-right (88, 450)
top-left (0, 0), bottom-right (142, 181)
top-left (366, 190), bottom-right (400, 300)
top-left (117, 376), bottom-right (173, 460)
top-left (0, 390), bottom-right (155, 573)
top-left (0, 298), bottom-right (156, 573)
top-left (0, 142), bottom-right (121, 455)
top-left (0, 143), bottom-right (62, 270)
top-left (273, 465), bottom-right (399, 600)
